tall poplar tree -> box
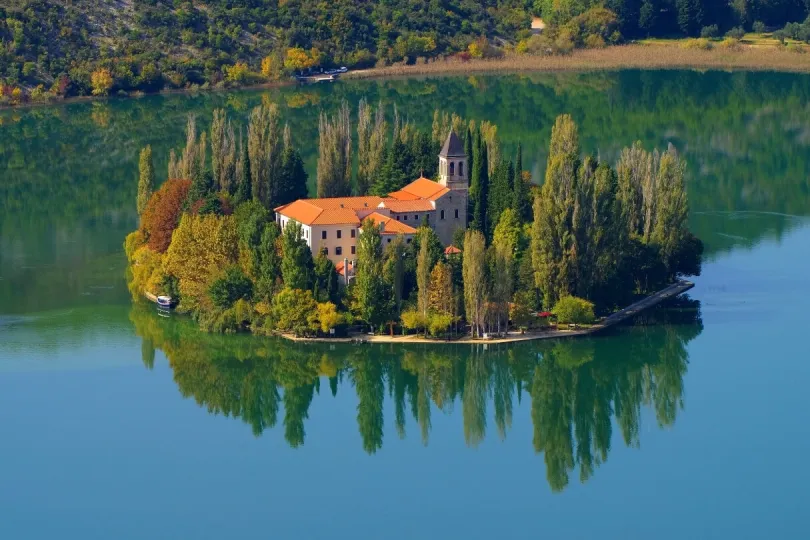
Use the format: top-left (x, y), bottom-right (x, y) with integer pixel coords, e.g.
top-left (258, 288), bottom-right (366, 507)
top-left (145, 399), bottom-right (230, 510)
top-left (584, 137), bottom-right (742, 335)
top-left (317, 101), bottom-right (352, 197)
top-left (248, 103), bottom-right (283, 208)
top-left (233, 138), bottom-right (252, 205)
top-left (357, 100), bottom-right (387, 195)
top-left (462, 230), bottom-right (488, 338)
top-left (531, 114), bottom-right (581, 308)
top-left (210, 108), bottom-right (237, 193)
top-left (137, 145), bottom-right (155, 216)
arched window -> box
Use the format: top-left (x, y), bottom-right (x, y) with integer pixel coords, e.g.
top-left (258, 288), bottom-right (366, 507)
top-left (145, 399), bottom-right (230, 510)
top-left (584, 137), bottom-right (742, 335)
top-left (459, 162), bottom-right (464, 177)
top-left (449, 162), bottom-right (455, 176)
top-left (440, 210), bottom-right (445, 220)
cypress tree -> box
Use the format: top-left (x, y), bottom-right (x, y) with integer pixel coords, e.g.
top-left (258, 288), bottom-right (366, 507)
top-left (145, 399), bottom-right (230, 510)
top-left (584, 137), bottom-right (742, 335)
top-left (277, 145), bottom-right (308, 206)
top-left (472, 136), bottom-right (489, 235)
top-left (512, 142), bottom-right (532, 223)
top-left (137, 145), bottom-right (155, 216)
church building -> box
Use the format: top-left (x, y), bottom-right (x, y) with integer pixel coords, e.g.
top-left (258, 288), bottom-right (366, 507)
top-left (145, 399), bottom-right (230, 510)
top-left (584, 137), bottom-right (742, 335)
top-left (274, 132), bottom-right (469, 272)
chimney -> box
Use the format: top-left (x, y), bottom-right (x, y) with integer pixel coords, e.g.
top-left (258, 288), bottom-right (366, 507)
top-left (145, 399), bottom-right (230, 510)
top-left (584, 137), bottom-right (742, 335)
top-left (344, 258), bottom-right (349, 285)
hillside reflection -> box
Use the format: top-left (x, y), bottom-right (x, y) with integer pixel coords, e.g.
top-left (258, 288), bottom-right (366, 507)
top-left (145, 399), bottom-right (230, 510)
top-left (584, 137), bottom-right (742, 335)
top-left (131, 297), bottom-right (702, 492)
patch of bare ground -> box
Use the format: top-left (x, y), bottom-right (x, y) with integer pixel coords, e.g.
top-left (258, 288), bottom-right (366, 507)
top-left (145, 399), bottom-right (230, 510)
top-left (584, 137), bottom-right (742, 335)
top-left (345, 44), bottom-right (810, 79)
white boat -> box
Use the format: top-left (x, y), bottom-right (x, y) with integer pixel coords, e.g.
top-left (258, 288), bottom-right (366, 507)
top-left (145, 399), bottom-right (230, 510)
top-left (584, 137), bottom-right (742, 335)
top-left (156, 295), bottom-right (174, 308)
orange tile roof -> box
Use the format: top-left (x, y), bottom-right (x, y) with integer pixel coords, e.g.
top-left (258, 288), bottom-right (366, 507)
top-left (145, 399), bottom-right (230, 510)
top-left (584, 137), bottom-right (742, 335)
top-left (444, 245), bottom-right (462, 255)
top-left (398, 177), bottom-right (450, 200)
top-left (335, 260), bottom-right (355, 276)
top-left (275, 200), bottom-right (324, 225)
top-left (276, 199), bottom-right (362, 226)
top-left (307, 196), bottom-right (384, 210)
top-left (386, 190), bottom-right (420, 201)
top-left (276, 179), bottom-right (450, 226)
top-left (364, 212), bottom-right (418, 235)
top-left (378, 198), bottom-right (435, 212)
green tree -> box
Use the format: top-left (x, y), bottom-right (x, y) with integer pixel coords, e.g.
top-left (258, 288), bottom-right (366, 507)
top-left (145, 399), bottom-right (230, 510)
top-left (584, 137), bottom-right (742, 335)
top-left (416, 227), bottom-right (433, 320)
top-left (313, 248), bottom-right (339, 303)
top-left (277, 132), bottom-right (309, 206)
top-left (209, 265), bottom-right (254, 309)
top-left (233, 140), bottom-right (252, 204)
top-left (512, 143), bottom-right (532, 223)
top-left (271, 288), bottom-right (319, 336)
top-left (248, 103), bottom-right (283, 208)
top-left (488, 159), bottom-right (514, 238)
top-left (471, 132), bottom-right (490, 234)
top-left (552, 296), bottom-right (596, 324)
top-left (531, 114), bottom-right (580, 308)
top-left (281, 222), bottom-right (314, 290)
top-left (462, 230), bottom-right (488, 337)
top-left (383, 234), bottom-right (407, 312)
top-left (137, 145), bottom-right (155, 217)
top-left (352, 219), bottom-right (391, 332)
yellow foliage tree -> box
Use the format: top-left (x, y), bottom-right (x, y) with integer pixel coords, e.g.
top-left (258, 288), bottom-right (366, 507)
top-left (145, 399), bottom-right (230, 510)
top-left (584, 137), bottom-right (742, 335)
top-left (163, 214), bottom-right (240, 312)
top-left (427, 262), bottom-right (454, 316)
top-left (284, 47), bottom-right (317, 71)
top-left (91, 68), bottom-right (114, 96)
top-left (315, 302), bottom-right (342, 333)
top-left (224, 62), bottom-right (250, 83)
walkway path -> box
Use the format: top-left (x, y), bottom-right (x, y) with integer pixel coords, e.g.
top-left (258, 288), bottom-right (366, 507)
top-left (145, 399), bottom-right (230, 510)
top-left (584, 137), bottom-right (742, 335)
top-left (283, 280), bottom-right (694, 346)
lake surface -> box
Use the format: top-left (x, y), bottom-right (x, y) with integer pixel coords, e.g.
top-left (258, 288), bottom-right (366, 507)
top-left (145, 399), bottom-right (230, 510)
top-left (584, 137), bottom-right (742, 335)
top-left (1, 70), bottom-right (809, 539)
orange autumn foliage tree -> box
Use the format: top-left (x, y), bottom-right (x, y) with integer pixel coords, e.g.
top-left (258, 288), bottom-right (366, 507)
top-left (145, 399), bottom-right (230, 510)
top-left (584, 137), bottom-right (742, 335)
top-left (140, 179), bottom-right (191, 252)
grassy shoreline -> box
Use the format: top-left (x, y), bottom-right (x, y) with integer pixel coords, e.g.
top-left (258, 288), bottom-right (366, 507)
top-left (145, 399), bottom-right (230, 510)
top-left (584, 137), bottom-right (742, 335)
top-left (3, 43), bottom-right (810, 113)
top-left (345, 44), bottom-right (810, 79)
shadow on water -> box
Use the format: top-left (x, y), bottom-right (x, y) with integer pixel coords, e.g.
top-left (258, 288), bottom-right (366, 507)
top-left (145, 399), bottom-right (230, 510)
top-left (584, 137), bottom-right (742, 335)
top-left (130, 296), bottom-right (703, 493)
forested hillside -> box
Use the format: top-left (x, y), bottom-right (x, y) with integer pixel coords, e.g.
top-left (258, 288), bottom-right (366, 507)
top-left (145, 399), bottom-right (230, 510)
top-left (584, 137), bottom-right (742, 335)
top-left (1, 0), bottom-right (809, 103)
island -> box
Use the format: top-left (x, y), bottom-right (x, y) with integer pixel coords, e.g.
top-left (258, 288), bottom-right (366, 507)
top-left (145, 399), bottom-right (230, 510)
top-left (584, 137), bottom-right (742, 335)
top-left (125, 103), bottom-right (703, 341)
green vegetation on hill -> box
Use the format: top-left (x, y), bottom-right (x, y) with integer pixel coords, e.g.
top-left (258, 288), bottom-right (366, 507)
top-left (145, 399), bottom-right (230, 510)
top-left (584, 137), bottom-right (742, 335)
top-left (0, 0), bottom-right (532, 103)
top-left (3, 0), bottom-right (810, 105)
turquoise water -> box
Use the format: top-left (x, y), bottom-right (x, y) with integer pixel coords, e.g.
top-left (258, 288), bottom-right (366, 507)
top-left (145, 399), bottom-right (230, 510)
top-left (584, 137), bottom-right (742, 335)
top-left (1, 71), bottom-right (810, 538)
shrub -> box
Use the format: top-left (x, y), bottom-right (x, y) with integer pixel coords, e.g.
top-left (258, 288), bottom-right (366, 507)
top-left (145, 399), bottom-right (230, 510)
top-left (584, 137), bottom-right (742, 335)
top-left (271, 288), bottom-right (318, 336)
top-left (401, 308), bottom-right (426, 333)
top-left (208, 266), bottom-right (254, 309)
top-left (584, 34), bottom-right (607, 48)
top-left (552, 296), bottom-right (596, 325)
top-left (315, 302), bottom-right (343, 333)
top-left (681, 38), bottom-right (713, 50)
top-left (726, 26), bottom-right (745, 39)
top-left (719, 38), bottom-right (742, 50)
top-left (124, 230), bottom-right (146, 261)
top-left (752, 21), bottom-right (766, 34)
top-left (427, 312), bottom-right (454, 337)
top-left (700, 25), bottom-right (719, 38)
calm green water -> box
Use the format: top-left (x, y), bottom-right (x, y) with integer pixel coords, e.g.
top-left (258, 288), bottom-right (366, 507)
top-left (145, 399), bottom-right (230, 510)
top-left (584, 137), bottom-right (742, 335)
top-left (1, 71), bottom-right (810, 539)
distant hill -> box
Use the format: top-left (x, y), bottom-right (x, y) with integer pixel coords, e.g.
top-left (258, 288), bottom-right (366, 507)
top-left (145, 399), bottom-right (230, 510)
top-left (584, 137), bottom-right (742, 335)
top-left (1, 0), bottom-right (809, 101)
top-left (0, 0), bottom-right (531, 97)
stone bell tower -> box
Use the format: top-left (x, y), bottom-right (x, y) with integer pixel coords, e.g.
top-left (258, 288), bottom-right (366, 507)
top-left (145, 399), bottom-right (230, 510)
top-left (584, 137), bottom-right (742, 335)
top-left (438, 131), bottom-right (468, 190)
top-left (436, 131), bottom-right (469, 241)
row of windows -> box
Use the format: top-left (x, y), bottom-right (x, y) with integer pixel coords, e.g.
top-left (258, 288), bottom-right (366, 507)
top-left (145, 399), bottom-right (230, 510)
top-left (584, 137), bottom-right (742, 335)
top-left (323, 246), bottom-right (356, 256)
top-left (322, 229), bottom-right (356, 240)
top-left (394, 214), bottom-right (425, 222)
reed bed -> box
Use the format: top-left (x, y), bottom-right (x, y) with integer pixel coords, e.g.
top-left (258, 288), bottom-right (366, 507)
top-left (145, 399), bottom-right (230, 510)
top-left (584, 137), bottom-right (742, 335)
top-left (345, 44), bottom-right (810, 79)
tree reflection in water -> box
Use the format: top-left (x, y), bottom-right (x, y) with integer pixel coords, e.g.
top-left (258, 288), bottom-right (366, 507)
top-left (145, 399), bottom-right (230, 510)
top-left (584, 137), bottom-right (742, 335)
top-left (132, 296), bottom-right (702, 492)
